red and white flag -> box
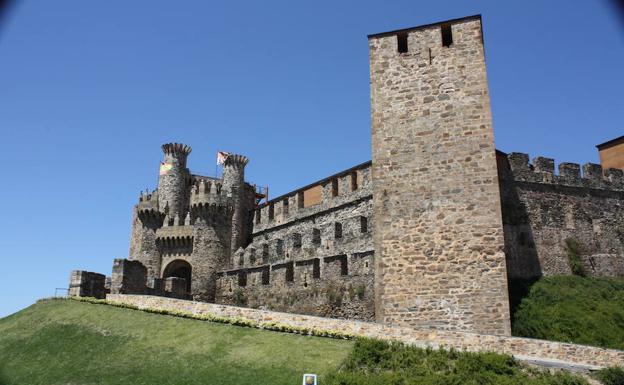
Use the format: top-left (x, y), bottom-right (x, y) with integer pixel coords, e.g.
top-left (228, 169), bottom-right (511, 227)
top-left (216, 151), bottom-right (229, 165)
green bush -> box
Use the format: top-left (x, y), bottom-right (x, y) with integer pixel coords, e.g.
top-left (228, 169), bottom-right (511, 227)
top-left (512, 276), bottom-right (624, 349)
top-left (233, 288), bottom-right (247, 307)
top-left (595, 367), bottom-right (624, 385)
top-left (326, 338), bottom-right (588, 385)
top-left (565, 238), bottom-right (586, 277)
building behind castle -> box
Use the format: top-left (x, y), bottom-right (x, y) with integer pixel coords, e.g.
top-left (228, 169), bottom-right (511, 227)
top-left (69, 15), bottom-right (624, 337)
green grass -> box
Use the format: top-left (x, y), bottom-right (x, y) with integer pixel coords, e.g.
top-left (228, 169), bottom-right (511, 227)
top-left (0, 299), bottom-right (353, 385)
top-left (0, 297), bottom-right (613, 385)
top-left (325, 338), bottom-right (588, 385)
top-left (512, 276), bottom-right (624, 350)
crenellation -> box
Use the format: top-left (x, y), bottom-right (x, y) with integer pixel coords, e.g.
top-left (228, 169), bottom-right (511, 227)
top-left (582, 163), bottom-right (604, 185)
top-left (558, 162), bottom-right (581, 181)
top-left (533, 157), bottom-right (555, 176)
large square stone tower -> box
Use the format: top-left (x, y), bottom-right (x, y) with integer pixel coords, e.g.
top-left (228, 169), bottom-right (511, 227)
top-left (369, 15), bottom-right (511, 336)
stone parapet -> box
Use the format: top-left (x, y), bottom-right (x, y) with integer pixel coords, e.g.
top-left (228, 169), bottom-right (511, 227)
top-left (507, 152), bottom-right (624, 191)
top-left (252, 162), bottom-right (372, 234)
top-left (106, 294), bottom-right (624, 369)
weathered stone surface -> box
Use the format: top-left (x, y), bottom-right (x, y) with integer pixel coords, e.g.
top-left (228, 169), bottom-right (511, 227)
top-left (369, 16), bottom-right (511, 336)
top-left (499, 152), bottom-right (624, 279)
top-left (69, 270), bottom-right (107, 299)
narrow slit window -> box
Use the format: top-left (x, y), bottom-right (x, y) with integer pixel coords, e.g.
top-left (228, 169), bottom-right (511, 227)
top-left (268, 204), bottom-right (274, 221)
top-left (350, 171), bottom-right (358, 191)
top-left (331, 178), bottom-right (339, 197)
top-left (397, 32), bottom-right (408, 53)
top-left (334, 222), bottom-right (343, 239)
top-left (441, 24), bottom-right (453, 47)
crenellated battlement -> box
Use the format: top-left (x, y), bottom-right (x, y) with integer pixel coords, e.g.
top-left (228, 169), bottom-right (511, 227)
top-left (161, 143), bottom-right (192, 157)
top-left (189, 179), bottom-right (231, 208)
top-left (136, 190), bottom-right (165, 228)
top-left (223, 153), bottom-right (249, 167)
top-left (506, 152), bottom-right (624, 191)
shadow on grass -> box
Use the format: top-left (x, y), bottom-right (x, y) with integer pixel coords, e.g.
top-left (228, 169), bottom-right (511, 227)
top-left (508, 277), bottom-right (539, 319)
top-left (0, 366), bottom-right (9, 385)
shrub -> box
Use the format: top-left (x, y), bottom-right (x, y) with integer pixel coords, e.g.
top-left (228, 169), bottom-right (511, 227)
top-left (326, 338), bottom-right (588, 385)
top-left (565, 238), bottom-right (586, 277)
top-left (233, 289), bottom-right (247, 307)
top-left (595, 367), bottom-right (624, 385)
top-left (512, 276), bottom-right (624, 350)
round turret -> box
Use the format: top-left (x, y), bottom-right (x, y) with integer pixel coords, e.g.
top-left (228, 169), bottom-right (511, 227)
top-left (158, 143), bottom-right (192, 218)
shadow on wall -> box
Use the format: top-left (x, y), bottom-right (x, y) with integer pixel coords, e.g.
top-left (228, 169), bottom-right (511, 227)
top-left (497, 153), bottom-right (543, 314)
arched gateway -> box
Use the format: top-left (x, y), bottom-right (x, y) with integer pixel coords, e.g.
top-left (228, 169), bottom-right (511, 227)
top-left (163, 260), bottom-right (192, 294)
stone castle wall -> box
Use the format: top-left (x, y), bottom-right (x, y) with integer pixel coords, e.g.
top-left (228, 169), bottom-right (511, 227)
top-left (499, 152), bottom-right (624, 280)
top-left (215, 162), bottom-right (375, 320)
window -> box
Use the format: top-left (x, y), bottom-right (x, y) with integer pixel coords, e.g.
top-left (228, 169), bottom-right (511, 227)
top-left (331, 178), bottom-right (339, 197)
top-left (397, 32), bottom-right (408, 53)
top-left (286, 262), bottom-right (294, 282)
top-left (255, 209), bottom-right (261, 224)
top-left (268, 204), bottom-right (274, 221)
top-left (360, 216), bottom-right (368, 233)
top-left (238, 272), bottom-right (247, 287)
top-left (350, 171), bottom-right (358, 191)
top-left (334, 222), bottom-right (343, 239)
top-left (297, 191), bottom-right (304, 209)
top-left (312, 228), bottom-right (321, 245)
top-left (441, 23), bottom-right (453, 47)
top-left (292, 233), bottom-right (302, 249)
top-left (283, 198), bottom-right (289, 215)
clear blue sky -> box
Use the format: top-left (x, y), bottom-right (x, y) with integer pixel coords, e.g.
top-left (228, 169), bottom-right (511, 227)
top-left (0, 1), bottom-right (622, 317)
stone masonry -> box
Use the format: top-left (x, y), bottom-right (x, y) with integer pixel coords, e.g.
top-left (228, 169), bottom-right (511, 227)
top-left (369, 15), bottom-right (511, 336)
top-left (69, 15), bottom-right (624, 338)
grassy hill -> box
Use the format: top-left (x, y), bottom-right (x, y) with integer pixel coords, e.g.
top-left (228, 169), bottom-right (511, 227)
top-left (0, 299), bottom-right (352, 385)
top-left (0, 297), bottom-right (618, 385)
top-left (512, 276), bottom-right (624, 350)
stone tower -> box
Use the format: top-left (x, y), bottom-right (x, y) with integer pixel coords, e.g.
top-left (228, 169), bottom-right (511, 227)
top-left (369, 15), bottom-right (511, 335)
top-left (158, 143), bottom-right (192, 220)
top-left (222, 154), bottom-right (250, 255)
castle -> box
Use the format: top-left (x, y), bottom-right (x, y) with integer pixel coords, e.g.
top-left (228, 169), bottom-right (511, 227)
top-left (69, 15), bottom-right (624, 337)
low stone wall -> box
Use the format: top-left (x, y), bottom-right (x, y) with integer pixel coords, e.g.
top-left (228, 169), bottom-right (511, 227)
top-left (106, 294), bottom-right (623, 369)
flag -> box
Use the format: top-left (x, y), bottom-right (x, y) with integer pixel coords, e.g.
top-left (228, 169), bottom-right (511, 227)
top-left (159, 162), bottom-right (173, 175)
top-left (217, 151), bottom-right (229, 165)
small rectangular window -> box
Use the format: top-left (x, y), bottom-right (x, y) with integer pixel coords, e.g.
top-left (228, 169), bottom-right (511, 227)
top-left (334, 222), bottom-right (343, 239)
top-left (286, 262), bottom-right (294, 282)
top-left (441, 23), bottom-right (453, 47)
top-left (262, 269), bottom-right (270, 285)
top-left (350, 172), bottom-right (358, 191)
top-left (312, 228), bottom-right (321, 245)
top-left (268, 204), bottom-right (274, 221)
top-left (331, 178), bottom-right (339, 197)
top-left (397, 32), bottom-right (408, 53)
top-left (282, 198), bottom-right (289, 215)
top-left (292, 233), bottom-right (302, 249)
top-left (360, 216), bottom-right (368, 233)
top-left (255, 209), bottom-right (261, 224)
top-left (238, 272), bottom-right (247, 287)
top-left (297, 191), bottom-right (304, 208)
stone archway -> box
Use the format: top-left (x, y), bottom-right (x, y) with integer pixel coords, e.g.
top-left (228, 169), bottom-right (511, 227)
top-left (163, 259), bottom-right (192, 294)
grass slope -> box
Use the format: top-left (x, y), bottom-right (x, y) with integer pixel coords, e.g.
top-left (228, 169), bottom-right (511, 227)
top-left (0, 298), bottom-right (613, 385)
top-left (512, 276), bottom-right (624, 350)
top-left (0, 299), bottom-right (352, 385)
